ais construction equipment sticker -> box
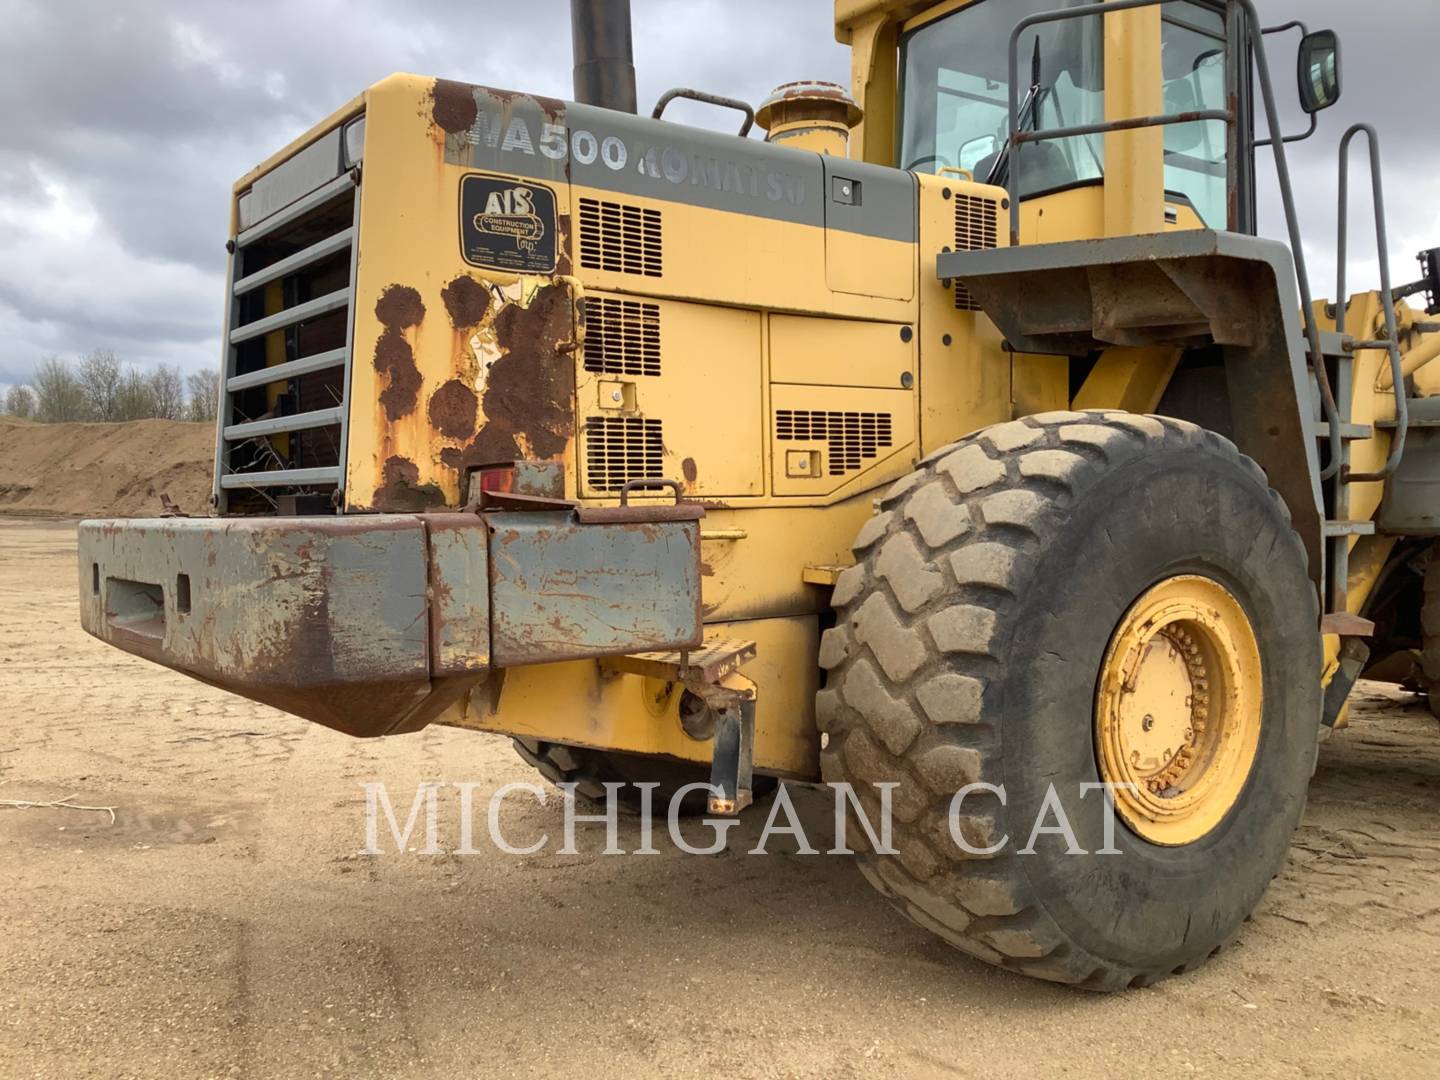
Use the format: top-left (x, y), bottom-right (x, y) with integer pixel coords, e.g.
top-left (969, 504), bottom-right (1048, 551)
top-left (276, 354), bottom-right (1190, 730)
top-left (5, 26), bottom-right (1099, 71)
top-left (459, 174), bottom-right (557, 273)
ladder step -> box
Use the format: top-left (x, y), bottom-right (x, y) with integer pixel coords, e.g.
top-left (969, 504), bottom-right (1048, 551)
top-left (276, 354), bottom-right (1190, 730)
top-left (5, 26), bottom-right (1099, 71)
top-left (1321, 612), bottom-right (1375, 637)
top-left (601, 638), bottom-right (758, 686)
top-left (1315, 422), bottom-right (1374, 440)
top-left (1324, 520), bottom-right (1377, 537)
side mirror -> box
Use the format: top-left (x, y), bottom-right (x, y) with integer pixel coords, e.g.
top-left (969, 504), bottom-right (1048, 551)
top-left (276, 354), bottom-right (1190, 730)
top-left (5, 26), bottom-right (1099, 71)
top-left (1298, 30), bottom-right (1342, 114)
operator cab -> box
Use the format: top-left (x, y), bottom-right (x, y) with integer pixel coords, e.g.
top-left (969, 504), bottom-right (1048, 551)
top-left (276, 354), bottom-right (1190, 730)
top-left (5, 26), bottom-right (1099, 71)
top-left (899, 0), bottom-right (1235, 229)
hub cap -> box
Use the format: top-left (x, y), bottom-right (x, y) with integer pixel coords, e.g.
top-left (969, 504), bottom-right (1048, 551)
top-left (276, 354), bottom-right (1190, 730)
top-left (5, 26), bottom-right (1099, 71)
top-left (1094, 576), bottom-right (1262, 846)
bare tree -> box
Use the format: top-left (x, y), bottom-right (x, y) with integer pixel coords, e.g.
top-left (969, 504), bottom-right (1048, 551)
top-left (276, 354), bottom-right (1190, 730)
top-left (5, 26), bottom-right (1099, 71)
top-left (32, 356), bottom-right (89, 422)
top-left (3, 385), bottom-right (35, 418)
top-left (186, 368), bottom-right (220, 423)
top-left (148, 364), bottom-right (185, 420)
top-left (113, 367), bottom-right (157, 421)
top-left (77, 349), bottom-right (122, 421)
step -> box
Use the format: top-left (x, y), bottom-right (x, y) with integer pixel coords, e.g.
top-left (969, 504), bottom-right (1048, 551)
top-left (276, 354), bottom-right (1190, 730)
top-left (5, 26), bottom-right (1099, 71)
top-left (1315, 422), bottom-right (1374, 440)
top-left (1321, 612), bottom-right (1376, 637)
top-left (601, 638), bottom-right (758, 686)
top-left (1324, 520), bottom-right (1377, 537)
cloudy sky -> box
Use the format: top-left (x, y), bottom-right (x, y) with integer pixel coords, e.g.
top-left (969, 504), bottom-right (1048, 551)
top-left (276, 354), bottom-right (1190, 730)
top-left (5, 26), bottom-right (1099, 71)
top-left (1, 0), bottom-right (1435, 392)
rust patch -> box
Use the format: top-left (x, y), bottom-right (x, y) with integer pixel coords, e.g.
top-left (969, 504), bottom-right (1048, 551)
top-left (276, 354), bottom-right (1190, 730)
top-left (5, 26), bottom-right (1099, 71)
top-left (376, 284), bottom-right (425, 330)
top-left (442, 283), bottom-right (575, 474)
top-left (681, 457), bottom-right (698, 484)
top-left (428, 379), bottom-right (478, 440)
top-left (431, 79), bottom-right (478, 134)
top-left (441, 275), bottom-right (491, 329)
top-left (376, 330), bottom-right (422, 421)
top-left (440, 427), bottom-right (520, 472)
top-left (376, 456), bottom-right (446, 513)
top-left (486, 88), bottom-right (565, 121)
top-left (374, 285), bottom-right (426, 421)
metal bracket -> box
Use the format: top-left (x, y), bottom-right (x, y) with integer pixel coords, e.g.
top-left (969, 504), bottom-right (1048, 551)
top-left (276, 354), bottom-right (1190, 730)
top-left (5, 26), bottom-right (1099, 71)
top-left (1323, 638), bottom-right (1371, 728)
top-left (707, 699), bottom-right (755, 816)
top-left (601, 637), bottom-right (759, 815)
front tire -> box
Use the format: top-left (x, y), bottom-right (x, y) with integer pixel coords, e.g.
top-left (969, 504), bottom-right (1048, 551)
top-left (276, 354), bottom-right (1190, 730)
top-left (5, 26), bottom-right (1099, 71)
top-left (818, 411), bottom-right (1321, 989)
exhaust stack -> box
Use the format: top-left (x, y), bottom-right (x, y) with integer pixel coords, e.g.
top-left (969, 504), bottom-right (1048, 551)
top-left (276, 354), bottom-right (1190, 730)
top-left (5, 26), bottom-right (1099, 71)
top-left (571, 0), bottom-right (637, 113)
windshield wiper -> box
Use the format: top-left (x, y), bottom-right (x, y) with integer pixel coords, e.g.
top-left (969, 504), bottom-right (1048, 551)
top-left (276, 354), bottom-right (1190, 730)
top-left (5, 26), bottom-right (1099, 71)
top-left (986, 37), bottom-right (1047, 188)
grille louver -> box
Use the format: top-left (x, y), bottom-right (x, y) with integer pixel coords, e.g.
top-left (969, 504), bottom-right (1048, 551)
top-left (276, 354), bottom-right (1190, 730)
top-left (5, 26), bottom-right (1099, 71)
top-left (952, 194), bottom-right (999, 311)
top-left (578, 198), bottom-right (663, 277)
top-left (585, 415), bottom-right (664, 491)
top-left (776, 410), bottom-right (894, 476)
top-left (584, 297), bottom-right (661, 377)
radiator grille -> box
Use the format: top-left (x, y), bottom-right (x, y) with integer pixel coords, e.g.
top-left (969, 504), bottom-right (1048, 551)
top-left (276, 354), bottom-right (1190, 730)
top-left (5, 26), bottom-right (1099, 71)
top-left (578, 198), bottom-right (663, 277)
top-left (218, 169), bottom-right (359, 514)
top-left (953, 194), bottom-right (999, 311)
top-left (776, 410), bottom-right (894, 476)
top-left (584, 416), bottom-right (664, 491)
top-left (584, 297), bottom-right (661, 377)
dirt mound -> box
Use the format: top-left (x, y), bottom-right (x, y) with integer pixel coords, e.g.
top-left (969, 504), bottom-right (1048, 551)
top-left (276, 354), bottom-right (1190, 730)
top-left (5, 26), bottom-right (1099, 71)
top-left (0, 415), bottom-right (213, 518)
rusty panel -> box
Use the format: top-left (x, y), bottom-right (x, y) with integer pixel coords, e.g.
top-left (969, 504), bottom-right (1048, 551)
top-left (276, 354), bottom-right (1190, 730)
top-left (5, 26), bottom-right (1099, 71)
top-left (424, 514), bottom-right (491, 674)
top-left (487, 511), bottom-right (702, 666)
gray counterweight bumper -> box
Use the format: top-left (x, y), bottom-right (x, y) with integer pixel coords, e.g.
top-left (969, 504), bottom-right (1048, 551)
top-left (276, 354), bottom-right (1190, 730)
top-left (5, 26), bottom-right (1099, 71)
top-left (78, 509), bottom-right (703, 737)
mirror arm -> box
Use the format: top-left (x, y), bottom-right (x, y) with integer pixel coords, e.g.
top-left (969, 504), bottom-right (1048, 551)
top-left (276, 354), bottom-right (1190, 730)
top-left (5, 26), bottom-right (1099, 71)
top-left (1254, 111), bottom-right (1317, 150)
top-left (1252, 18), bottom-right (1323, 145)
top-left (1260, 20), bottom-right (1309, 37)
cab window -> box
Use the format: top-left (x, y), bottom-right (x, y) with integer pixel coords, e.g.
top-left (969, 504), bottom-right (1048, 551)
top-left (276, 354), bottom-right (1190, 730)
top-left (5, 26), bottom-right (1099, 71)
top-left (899, 0), bottom-right (1232, 226)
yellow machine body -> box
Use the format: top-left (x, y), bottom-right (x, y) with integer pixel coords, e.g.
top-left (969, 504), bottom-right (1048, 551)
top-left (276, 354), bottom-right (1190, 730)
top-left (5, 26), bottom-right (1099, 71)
top-left (169, 0), bottom-right (1440, 769)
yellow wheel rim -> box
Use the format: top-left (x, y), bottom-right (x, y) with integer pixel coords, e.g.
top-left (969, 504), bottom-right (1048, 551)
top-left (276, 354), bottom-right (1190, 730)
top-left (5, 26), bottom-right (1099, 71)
top-left (1095, 575), bottom-right (1263, 847)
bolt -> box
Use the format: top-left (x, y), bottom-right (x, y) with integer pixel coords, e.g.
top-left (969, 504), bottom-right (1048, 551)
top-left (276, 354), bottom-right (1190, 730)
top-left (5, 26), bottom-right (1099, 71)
top-left (611, 389), bottom-right (623, 403)
top-left (1142, 715), bottom-right (1155, 732)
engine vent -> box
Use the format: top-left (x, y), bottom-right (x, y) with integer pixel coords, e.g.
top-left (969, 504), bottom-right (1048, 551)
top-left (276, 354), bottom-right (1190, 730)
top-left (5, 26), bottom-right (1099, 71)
top-left (584, 297), bottom-right (661, 377)
top-left (952, 194), bottom-right (999, 311)
top-left (578, 198), bottom-right (663, 277)
top-left (584, 415), bottom-right (664, 491)
top-left (776, 410), bottom-right (894, 476)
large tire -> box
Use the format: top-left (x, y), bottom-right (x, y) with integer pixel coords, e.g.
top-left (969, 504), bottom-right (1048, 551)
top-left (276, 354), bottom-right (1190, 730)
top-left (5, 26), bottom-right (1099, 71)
top-left (513, 739), bottom-right (777, 816)
top-left (818, 411), bottom-right (1321, 990)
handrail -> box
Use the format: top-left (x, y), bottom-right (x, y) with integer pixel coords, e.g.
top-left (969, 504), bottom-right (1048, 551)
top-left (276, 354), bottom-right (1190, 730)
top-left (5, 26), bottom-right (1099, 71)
top-left (1003, 0), bottom-right (1346, 481)
top-left (652, 88), bottom-right (755, 137)
top-left (1336, 123), bottom-right (1409, 483)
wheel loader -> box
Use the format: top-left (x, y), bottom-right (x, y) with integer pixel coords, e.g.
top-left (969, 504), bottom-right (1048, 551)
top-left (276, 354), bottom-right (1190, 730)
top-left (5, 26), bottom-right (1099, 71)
top-left (78, 0), bottom-right (1440, 989)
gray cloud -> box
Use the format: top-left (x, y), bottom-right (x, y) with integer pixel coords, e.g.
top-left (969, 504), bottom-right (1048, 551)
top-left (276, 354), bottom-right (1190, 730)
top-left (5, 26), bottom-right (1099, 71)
top-left (0, 0), bottom-right (1434, 392)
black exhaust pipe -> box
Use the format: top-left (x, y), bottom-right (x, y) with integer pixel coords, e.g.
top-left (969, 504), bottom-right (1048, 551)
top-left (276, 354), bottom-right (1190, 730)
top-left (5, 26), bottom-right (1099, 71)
top-left (571, 0), bottom-right (637, 113)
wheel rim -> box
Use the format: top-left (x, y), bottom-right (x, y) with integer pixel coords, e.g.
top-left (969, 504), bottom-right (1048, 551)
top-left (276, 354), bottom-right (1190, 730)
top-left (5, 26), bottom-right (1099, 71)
top-left (1094, 575), bottom-right (1263, 846)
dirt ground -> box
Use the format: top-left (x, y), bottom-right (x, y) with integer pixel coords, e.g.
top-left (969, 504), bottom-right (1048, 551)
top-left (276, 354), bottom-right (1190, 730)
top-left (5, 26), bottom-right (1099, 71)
top-left (2, 517), bottom-right (1439, 1079)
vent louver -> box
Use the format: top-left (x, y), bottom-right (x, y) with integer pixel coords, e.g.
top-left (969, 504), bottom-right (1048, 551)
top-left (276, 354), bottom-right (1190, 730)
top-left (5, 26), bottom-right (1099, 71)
top-left (776, 410), bottom-right (894, 476)
top-left (584, 297), bottom-right (661, 377)
top-left (578, 198), bottom-right (663, 277)
top-left (584, 415), bottom-right (664, 491)
top-left (952, 194), bottom-right (999, 311)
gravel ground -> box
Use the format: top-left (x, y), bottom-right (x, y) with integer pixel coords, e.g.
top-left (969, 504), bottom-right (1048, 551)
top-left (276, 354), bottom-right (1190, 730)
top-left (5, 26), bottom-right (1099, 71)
top-left (2, 517), bottom-right (1439, 1078)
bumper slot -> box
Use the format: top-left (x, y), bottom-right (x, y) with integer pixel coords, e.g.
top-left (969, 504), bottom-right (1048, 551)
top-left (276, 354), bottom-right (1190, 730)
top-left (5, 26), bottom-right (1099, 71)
top-left (106, 578), bottom-right (166, 641)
